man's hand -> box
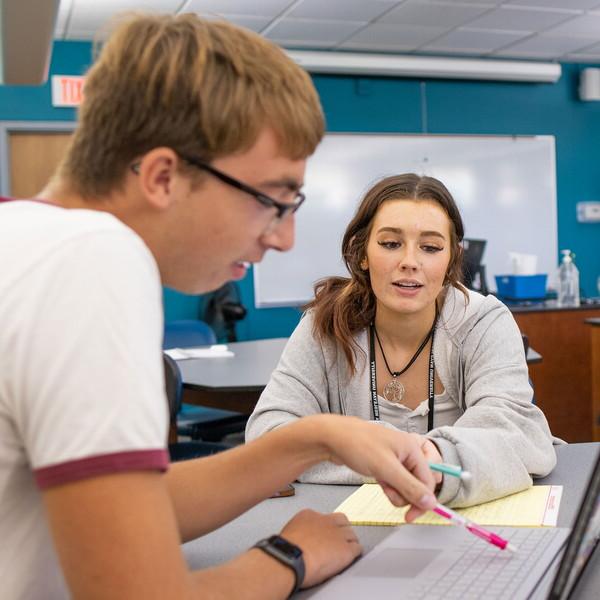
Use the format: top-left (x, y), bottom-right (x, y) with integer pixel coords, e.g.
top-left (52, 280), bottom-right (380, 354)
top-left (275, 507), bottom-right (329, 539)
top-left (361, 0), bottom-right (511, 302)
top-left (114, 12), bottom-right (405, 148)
top-left (311, 416), bottom-right (437, 522)
top-left (407, 433), bottom-right (444, 486)
top-left (280, 509), bottom-right (361, 588)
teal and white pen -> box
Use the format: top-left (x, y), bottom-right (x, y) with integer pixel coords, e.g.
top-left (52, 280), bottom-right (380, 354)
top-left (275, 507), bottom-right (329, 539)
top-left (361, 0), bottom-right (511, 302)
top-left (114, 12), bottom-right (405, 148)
top-left (429, 462), bottom-right (472, 482)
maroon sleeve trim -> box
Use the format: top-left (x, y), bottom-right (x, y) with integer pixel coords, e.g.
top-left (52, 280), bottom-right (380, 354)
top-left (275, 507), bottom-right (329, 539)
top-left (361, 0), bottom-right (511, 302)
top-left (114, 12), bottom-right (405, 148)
top-left (34, 449), bottom-right (170, 489)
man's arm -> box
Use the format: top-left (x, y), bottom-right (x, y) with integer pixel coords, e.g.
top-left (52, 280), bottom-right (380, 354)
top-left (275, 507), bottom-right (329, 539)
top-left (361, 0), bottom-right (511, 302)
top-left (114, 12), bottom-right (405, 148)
top-left (166, 414), bottom-right (437, 542)
top-left (44, 415), bottom-right (436, 599)
top-left (43, 471), bottom-right (307, 600)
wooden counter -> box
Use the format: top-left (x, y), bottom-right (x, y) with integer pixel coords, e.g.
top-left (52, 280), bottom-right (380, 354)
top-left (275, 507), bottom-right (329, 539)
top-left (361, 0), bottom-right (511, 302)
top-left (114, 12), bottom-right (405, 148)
top-left (512, 306), bottom-right (600, 442)
top-left (586, 318), bottom-right (600, 442)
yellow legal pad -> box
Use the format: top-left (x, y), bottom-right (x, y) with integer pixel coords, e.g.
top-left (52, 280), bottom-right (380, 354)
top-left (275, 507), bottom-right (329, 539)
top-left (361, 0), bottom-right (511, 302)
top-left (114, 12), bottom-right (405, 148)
top-left (335, 484), bottom-right (563, 527)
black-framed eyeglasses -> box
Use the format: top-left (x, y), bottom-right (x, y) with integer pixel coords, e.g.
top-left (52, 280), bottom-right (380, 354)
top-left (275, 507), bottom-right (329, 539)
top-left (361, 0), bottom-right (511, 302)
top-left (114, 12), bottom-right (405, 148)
top-left (180, 155), bottom-right (305, 220)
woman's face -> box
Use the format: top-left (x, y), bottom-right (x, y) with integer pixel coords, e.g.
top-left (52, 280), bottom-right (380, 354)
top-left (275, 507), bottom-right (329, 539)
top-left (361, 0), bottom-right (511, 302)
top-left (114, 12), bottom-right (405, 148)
top-left (363, 198), bottom-right (453, 319)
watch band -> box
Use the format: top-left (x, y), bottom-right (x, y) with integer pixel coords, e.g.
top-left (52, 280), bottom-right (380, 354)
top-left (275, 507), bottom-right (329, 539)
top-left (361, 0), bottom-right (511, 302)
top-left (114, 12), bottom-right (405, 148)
top-left (254, 534), bottom-right (305, 596)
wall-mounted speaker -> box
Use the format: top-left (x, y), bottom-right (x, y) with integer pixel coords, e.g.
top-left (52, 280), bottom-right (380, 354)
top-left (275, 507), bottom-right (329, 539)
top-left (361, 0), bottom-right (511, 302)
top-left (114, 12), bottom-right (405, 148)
top-left (579, 68), bottom-right (600, 101)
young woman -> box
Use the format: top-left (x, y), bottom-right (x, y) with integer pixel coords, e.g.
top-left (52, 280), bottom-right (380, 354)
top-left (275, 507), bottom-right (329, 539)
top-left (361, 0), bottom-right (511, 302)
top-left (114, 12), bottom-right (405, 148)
top-left (246, 173), bottom-right (557, 507)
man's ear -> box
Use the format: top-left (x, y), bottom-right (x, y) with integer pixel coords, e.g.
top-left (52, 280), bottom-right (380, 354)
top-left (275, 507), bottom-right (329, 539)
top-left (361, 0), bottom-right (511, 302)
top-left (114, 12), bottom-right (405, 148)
top-left (134, 148), bottom-right (181, 210)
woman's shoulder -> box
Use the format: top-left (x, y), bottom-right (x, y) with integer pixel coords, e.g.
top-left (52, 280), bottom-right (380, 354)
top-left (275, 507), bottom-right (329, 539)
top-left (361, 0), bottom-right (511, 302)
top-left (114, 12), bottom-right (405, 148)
top-left (439, 287), bottom-right (512, 341)
top-left (291, 309), bottom-right (369, 357)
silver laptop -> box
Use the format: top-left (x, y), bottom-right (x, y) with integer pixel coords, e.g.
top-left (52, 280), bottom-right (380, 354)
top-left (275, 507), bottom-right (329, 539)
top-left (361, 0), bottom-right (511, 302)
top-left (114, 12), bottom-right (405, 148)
top-left (311, 451), bottom-right (600, 600)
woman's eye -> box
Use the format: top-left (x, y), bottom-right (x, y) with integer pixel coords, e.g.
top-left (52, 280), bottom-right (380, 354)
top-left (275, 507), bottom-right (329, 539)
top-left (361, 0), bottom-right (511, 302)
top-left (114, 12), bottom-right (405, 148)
top-left (378, 240), bottom-right (400, 250)
top-left (422, 245), bottom-right (443, 253)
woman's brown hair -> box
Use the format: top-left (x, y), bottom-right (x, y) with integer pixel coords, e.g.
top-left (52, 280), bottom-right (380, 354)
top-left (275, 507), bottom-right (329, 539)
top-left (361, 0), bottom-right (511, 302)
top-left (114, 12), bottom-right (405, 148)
top-left (305, 173), bottom-right (466, 373)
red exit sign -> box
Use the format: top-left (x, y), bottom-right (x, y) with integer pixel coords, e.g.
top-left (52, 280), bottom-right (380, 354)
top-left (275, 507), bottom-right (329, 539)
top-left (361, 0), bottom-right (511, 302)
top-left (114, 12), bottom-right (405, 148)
top-left (51, 76), bottom-right (85, 107)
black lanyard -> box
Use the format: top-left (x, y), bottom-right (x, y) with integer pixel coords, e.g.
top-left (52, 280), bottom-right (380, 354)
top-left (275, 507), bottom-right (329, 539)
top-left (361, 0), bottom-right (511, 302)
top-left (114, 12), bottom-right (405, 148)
top-left (369, 325), bottom-right (436, 432)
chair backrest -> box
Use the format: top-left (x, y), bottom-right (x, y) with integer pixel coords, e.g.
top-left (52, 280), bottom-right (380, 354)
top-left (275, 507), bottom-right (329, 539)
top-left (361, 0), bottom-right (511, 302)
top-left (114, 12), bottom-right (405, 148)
top-left (163, 353), bottom-right (183, 421)
top-left (521, 333), bottom-right (530, 356)
top-left (163, 319), bottom-right (217, 349)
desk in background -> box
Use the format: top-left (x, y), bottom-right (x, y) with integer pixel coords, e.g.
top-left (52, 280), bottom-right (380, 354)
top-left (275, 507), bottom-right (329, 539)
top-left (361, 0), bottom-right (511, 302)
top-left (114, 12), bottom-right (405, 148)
top-left (178, 338), bottom-right (542, 415)
top-left (177, 338), bottom-right (288, 414)
top-left (511, 304), bottom-right (600, 442)
top-left (182, 443), bottom-right (599, 599)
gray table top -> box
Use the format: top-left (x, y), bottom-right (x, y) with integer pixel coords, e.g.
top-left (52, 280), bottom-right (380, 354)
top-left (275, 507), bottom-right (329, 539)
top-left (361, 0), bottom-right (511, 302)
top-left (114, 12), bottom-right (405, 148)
top-left (177, 337), bottom-right (542, 390)
top-left (182, 443), bottom-right (599, 599)
top-left (177, 337), bottom-right (288, 392)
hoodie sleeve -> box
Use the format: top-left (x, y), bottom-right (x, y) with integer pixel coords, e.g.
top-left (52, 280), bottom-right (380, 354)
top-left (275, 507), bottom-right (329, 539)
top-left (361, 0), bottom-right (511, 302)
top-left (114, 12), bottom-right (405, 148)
top-left (428, 297), bottom-right (557, 507)
top-left (245, 313), bottom-right (365, 484)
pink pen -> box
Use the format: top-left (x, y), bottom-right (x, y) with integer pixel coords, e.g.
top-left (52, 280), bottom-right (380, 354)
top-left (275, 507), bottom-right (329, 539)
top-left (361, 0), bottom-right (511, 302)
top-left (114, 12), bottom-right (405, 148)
top-left (432, 503), bottom-right (518, 553)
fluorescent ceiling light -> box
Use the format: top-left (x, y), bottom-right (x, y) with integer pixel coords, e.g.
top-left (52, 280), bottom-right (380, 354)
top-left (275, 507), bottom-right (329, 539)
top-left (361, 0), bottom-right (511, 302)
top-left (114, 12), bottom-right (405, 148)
top-left (286, 50), bottom-right (561, 83)
top-left (1, 0), bottom-right (60, 85)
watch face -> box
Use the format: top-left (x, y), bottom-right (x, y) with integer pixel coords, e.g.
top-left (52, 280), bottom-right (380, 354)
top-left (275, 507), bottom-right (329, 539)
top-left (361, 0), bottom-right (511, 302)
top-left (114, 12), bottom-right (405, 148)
top-left (270, 536), bottom-right (303, 559)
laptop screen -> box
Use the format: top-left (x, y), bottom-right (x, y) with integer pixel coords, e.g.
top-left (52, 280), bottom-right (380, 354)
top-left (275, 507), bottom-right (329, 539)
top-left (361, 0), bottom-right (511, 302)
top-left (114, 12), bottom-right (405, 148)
top-left (548, 450), bottom-right (600, 599)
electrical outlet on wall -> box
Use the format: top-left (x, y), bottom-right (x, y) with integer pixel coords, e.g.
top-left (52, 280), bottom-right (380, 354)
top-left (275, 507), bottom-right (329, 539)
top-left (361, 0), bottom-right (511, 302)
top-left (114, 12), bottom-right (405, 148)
top-left (576, 202), bottom-right (600, 223)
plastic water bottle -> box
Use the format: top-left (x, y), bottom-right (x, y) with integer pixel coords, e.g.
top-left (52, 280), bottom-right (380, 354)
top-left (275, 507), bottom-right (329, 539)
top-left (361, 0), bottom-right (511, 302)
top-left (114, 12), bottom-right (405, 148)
top-left (557, 250), bottom-right (580, 307)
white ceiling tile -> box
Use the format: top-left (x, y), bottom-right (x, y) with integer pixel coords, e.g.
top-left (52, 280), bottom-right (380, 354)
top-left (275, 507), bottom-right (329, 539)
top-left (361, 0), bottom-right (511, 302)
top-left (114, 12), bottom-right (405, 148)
top-left (67, 0), bottom-right (182, 39)
top-left (543, 13), bottom-right (600, 37)
top-left (430, 0), bottom-right (501, 4)
top-left (197, 13), bottom-right (272, 32)
top-left (494, 34), bottom-right (597, 58)
top-left (183, 0), bottom-right (293, 18)
top-left (339, 23), bottom-right (447, 51)
top-left (504, 0), bottom-right (600, 9)
top-left (265, 19), bottom-right (364, 45)
top-left (562, 53), bottom-right (600, 62)
top-left (465, 6), bottom-right (574, 32)
top-left (286, 0), bottom-right (396, 22)
top-left (573, 39), bottom-right (600, 52)
top-left (379, 1), bottom-right (491, 29)
top-left (424, 28), bottom-right (528, 52)
top-left (55, 0), bottom-right (74, 38)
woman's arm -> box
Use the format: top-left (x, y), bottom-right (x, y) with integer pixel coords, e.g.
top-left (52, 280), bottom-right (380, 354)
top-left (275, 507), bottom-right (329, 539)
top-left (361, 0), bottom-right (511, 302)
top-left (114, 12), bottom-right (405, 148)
top-left (246, 314), bottom-right (369, 484)
top-left (428, 300), bottom-right (556, 507)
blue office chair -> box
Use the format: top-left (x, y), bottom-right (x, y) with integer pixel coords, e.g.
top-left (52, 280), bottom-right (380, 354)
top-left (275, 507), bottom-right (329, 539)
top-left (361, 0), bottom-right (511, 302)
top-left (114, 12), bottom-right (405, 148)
top-left (163, 319), bottom-right (217, 349)
top-left (163, 319), bottom-right (248, 443)
top-left (163, 353), bottom-right (230, 460)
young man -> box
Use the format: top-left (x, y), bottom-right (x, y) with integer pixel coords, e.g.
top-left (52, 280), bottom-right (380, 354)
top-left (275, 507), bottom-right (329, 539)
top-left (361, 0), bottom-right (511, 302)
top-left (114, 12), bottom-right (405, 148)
top-left (0, 14), bottom-right (437, 599)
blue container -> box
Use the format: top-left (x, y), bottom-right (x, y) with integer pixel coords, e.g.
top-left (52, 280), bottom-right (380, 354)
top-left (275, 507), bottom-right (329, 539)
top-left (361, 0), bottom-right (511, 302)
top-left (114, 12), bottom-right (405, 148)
top-left (495, 274), bottom-right (547, 300)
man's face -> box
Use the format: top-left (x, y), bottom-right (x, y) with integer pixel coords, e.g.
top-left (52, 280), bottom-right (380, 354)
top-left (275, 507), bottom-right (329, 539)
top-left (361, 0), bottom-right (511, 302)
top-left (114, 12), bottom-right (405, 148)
top-left (164, 128), bottom-right (307, 294)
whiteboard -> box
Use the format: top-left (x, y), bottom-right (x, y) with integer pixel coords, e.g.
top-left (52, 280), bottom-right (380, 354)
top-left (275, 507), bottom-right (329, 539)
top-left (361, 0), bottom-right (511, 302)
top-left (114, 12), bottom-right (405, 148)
top-left (253, 134), bottom-right (557, 308)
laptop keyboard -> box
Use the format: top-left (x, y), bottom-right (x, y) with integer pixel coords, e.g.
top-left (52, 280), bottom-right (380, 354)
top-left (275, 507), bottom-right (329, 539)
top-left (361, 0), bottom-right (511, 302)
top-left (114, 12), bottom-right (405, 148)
top-left (405, 527), bottom-right (560, 599)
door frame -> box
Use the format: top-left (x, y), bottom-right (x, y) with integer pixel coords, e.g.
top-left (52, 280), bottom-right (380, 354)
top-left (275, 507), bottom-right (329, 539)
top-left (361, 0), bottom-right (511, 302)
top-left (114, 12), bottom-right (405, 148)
top-left (0, 121), bottom-right (76, 196)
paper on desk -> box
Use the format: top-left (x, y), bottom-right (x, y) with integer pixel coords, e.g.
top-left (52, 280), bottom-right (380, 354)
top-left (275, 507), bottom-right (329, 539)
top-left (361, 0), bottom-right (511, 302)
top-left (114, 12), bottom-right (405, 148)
top-left (335, 484), bottom-right (563, 527)
top-left (164, 345), bottom-right (234, 360)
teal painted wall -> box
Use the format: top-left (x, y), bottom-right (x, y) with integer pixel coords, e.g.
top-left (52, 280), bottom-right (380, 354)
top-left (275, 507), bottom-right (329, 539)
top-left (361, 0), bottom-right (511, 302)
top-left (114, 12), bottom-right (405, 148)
top-left (2, 42), bottom-right (598, 340)
top-left (235, 67), bottom-right (600, 340)
top-left (0, 41), bottom-right (91, 120)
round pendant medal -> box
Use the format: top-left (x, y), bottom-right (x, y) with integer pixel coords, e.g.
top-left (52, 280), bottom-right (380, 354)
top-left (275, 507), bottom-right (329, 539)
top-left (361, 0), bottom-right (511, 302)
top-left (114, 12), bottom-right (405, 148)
top-left (383, 378), bottom-right (405, 404)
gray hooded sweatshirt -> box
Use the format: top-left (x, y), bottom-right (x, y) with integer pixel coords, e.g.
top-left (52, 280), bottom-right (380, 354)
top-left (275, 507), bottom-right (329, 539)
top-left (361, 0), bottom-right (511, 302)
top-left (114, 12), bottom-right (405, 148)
top-left (246, 287), bottom-right (559, 508)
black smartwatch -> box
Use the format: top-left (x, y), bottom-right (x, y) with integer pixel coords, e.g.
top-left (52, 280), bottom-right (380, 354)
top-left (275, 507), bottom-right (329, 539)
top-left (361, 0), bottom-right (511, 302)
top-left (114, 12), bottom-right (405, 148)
top-left (254, 534), bottom-right (305, 596)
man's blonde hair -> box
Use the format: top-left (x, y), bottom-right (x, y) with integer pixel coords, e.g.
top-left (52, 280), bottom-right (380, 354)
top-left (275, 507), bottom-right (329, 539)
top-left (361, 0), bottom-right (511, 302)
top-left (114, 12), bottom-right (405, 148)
top-left (60, 13), bottom-right (324, 198)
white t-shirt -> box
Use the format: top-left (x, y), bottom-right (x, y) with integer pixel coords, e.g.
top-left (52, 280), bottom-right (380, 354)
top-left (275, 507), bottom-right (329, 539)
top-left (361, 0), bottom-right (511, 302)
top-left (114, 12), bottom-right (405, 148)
top-left (0, 200), bottom-right (169, 599)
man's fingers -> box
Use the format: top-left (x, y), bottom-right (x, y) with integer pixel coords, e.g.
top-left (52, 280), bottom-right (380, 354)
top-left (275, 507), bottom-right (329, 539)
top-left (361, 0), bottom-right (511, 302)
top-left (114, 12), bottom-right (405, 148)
top-left (400, 439), bottom-right (437, 491)
top-left (330, 512), bottom-right (351, 526)
top-left (377, 457), bottom-right (436, 511)
top-left (405, 505), bottom-right (427, 523)
top-left (379, 481), bottom-right (408, 507)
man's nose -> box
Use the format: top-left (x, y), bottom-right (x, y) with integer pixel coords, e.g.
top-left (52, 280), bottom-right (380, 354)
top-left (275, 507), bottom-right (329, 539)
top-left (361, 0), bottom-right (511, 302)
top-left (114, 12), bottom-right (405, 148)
top-left (261, 213), bottom-right (295, 252)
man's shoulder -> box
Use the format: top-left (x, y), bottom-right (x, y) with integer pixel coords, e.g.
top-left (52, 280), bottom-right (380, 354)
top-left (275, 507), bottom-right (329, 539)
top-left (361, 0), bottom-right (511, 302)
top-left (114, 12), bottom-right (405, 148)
top-left (0, 203), bottom-right (154, 295)
top-left (2, 202), bottom-right (146, 263)
top-left (1, 201), bottom-right (130, 241)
